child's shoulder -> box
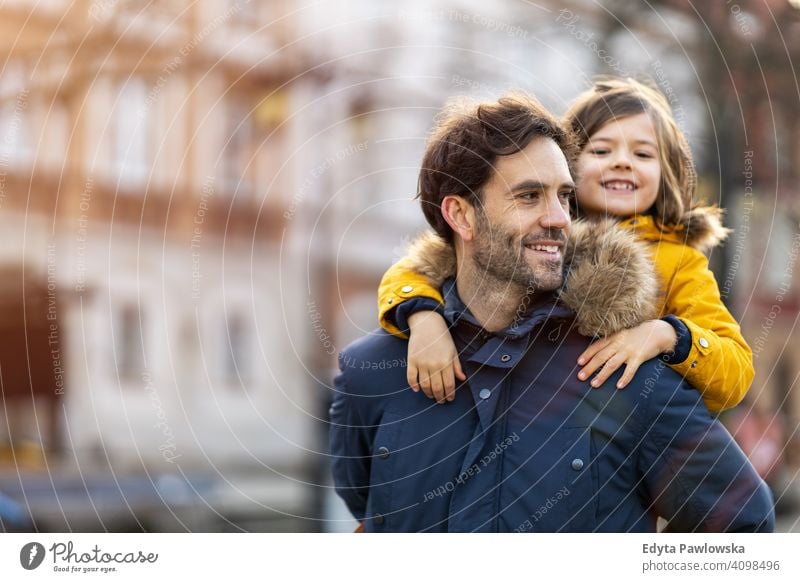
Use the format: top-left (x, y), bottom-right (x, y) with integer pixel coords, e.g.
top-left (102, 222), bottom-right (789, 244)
top-left (622, 208), bottom-right (730, 254)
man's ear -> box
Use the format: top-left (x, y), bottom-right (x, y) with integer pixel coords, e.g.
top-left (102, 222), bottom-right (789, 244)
top-left (441, 195), bottom-right (477, 242)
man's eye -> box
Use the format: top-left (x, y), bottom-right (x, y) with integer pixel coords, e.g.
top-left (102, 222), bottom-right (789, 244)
top-left (558, 190), bottom-right (575, 203)
top-left (519, 191), bottom-right (541, 201)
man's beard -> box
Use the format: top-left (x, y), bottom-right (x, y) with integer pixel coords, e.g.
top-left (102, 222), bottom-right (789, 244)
top-left (471, 210), bottom-right (565, 292)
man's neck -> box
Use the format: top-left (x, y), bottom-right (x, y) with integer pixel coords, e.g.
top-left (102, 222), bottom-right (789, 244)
top-left (454, 260), bottom-right (529, 333)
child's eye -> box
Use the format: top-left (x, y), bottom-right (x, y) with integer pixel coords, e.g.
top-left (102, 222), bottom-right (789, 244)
top-left (636, 151), bottom-right (655, 159)
top-left (588, 148), bottom-right (610, 155)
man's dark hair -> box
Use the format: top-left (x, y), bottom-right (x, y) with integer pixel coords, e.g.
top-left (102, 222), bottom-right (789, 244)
top-left (417, 92), bottom-right (576, 241)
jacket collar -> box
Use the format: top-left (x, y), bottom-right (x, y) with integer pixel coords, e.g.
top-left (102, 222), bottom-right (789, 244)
top-left (441, 278), bottom-right (572, 341)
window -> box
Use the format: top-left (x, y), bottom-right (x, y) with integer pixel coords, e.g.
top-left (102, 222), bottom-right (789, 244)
top-left (0, 66), bottom-right (33, 166)
top-left (223, 313), bottom-right (249, 387)
top-left (116, 305), bottom-right (146, 381)
top-left (222, 98), bottom-right (253, 197)
top-left (115, 77), bottom-right (151, 185)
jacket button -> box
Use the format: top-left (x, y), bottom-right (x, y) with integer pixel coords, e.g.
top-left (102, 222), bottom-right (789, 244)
top-left (690, 360), bottom-right (698, 368)
top-left (387, 298), bottom-right (393, 305)
top-left (571, 458), bottom-right (584, 471)
top-left (500, 354), bottom-right (511, 363)
top-left (479, 388), bottom-right (491, 400)
top-left (401, 285), bottom-right (414, 293)
top-left (377, 446), bottom-right (390, 459)
top-left (373, 513), bottom-right (385, 525)
top-left (698, 337), bottom-right (709, 348)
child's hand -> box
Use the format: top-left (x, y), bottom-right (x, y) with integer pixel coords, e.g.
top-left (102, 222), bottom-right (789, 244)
top-left (406, 311), bottom-right (466, 403)
top-left (577, 319), bottom-right (678, 389)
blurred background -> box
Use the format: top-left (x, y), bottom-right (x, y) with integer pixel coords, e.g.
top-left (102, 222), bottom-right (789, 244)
top-left (0, 0), bottom-right (798, 532)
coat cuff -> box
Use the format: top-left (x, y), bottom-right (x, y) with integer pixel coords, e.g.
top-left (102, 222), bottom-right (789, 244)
top-left (660, 315), bottom-right (692, 365)
top-left (391, 297), bottom-right (443, 335)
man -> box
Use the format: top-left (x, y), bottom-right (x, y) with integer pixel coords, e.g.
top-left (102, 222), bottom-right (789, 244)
top-left (329, 93), bottom-right (774, 532)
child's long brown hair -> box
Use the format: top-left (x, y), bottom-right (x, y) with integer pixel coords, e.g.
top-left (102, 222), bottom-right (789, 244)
top-left (564, 78), bottom-right (697, 229)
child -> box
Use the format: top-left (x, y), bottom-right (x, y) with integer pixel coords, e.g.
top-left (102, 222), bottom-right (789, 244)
top-left (377, 78), bottom-right (753, 412)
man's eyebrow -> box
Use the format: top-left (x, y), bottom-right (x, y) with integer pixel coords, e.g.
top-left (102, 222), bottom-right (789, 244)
top-left (510, 179), bottom-right (576, 192)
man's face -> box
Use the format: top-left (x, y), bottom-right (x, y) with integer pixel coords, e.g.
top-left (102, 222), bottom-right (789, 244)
top-left (469, 137), bottom-right (574, 291)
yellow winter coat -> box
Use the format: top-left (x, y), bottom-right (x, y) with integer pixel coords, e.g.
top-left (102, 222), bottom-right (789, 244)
top-left (377, 209), bottom-right (754, 413)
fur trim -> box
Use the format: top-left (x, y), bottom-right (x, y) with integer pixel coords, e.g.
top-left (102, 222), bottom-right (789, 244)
top-left (560, 219), bottom-right (658, 337)
top-left (406, 231), bottom-right (457, 288)
top-left (680, 206), bottom-right (731, 253)
top-left (405, 220), bottom-right (659, 337)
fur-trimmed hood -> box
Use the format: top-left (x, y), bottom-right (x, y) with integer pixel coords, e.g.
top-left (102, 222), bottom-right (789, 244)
top-left (404, 220), bottom-right (659, 337)
top-left (622, 206), bottom-right (731, 254)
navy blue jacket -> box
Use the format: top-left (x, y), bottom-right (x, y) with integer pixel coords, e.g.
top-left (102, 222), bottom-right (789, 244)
top-left (330, 281), bottom-right (774, 532)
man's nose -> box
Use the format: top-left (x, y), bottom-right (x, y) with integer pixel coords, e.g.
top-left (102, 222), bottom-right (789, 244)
top-left (541, 196), bottom-right (570, 230)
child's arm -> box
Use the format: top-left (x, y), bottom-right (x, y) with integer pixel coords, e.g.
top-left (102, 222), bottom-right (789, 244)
top-left (577, 246), bottom-right (753, 412)
top-left (377, 232), bottom-right (456, 338)
top-left (377, 233), bottom-right (464, 403)
top-left (406, 311), bottom-right (465, 403)
top-left (657, 245), bottom-right (754, 412)
top-left (377, 258), bottom-right (444, 338)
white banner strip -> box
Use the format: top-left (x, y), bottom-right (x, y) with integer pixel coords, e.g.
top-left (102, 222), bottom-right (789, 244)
top-left (1, 533), bottom-right (798, 581)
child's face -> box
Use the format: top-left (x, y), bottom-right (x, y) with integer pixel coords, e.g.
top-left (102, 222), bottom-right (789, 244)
top-left (575, 113), bottom-right (661, 218)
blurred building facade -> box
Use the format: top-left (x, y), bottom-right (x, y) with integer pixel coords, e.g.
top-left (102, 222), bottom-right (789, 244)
top-left (0, 0), bottom-right (321, 531)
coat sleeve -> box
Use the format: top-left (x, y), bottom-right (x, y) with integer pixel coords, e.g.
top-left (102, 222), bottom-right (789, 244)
top-left (377, 258), bottom-right (445, 338)
top-left (329, 367), bottom-right (373, 522)
top-left (662, 245), bottom-right (754, 412)
top-left (636, 376), bottom-right (774, 532)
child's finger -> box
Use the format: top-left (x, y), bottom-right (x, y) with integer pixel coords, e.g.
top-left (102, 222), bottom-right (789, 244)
top-left (419, 372), bottom-right (434, 400)
top-left (453, 357), bottom-right (467, 382)
top-left (578, 347), bottom-right (613, 380)
top-left (407, 365), bottom-right (419, 392)
top-left (577, 337), bottom-right (608, 366)
top-left (431, 371), bottom-right (447, 404)
top-left (616, 360), bottom-right (642, 389)
top-left (590, 354), bottom-right (625, 387)
top-left (443, 367), bottom-right (456, 402)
